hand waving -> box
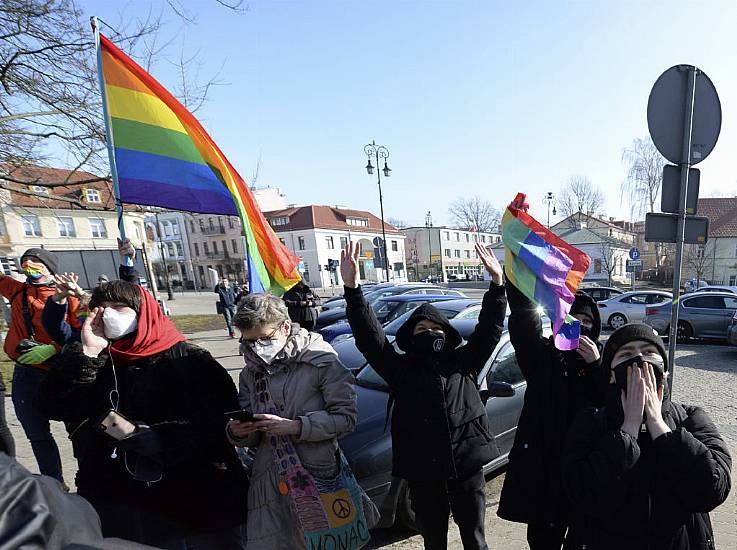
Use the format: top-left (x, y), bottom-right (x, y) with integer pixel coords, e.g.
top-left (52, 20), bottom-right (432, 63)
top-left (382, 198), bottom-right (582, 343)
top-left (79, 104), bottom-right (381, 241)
top-left (340, 241), bottom-right (360, 289)
top-left (82, 307), bottom-right (109, 358)
top-left (475, 242), bottom-right (503, 285)
top-left (53, 272), bottom-right (86, 304)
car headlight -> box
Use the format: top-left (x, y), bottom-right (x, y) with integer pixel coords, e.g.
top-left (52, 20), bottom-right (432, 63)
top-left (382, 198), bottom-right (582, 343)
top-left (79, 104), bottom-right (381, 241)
top-left (331, 334), bottom-right (353, 346)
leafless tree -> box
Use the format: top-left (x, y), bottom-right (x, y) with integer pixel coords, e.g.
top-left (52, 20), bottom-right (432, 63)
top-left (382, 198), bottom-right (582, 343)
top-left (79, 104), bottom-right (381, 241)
top-left (621, 137), bottom-right (665, 219)
top-left (387, 217), bottom-right (409, 229)
top-left (684, 243), bottom-right (714, 284)
top-left (599, 239), bottom-right (619, 286)
top-left (448, 196), bottom-right (500, 232)
top-left (557, 175), bottom-right (605, 226)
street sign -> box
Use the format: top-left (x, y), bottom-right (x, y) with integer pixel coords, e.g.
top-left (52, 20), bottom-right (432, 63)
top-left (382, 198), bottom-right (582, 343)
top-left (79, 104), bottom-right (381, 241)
top-left (645, 213), bottom-right (709, 244)
top-left (662, 165), bottom-right (700, 215)
top-left (626, 259), bottom-right (642, 273)
top-left (647, 65), bottom-right (721, 165)
top-left (629, 247), bottom-right (641, 261)
top-left (372, 236), bottom-right (384, 248)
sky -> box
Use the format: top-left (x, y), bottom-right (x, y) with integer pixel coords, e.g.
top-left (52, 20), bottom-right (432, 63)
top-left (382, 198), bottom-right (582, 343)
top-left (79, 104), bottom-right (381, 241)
top-left (76, 0), bottom-right (737, 227)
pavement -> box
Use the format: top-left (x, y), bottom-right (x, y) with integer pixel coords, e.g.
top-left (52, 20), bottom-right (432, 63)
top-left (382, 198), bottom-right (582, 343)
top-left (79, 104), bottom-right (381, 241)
top-left (4, 319), bottom-right (736, 550)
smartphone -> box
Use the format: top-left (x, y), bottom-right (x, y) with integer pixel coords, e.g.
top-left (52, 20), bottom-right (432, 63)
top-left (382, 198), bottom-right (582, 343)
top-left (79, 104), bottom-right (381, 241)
top-left (97, 409), bottom-right (137, 440)
top-left (225, 409), bottom-right (255, 422)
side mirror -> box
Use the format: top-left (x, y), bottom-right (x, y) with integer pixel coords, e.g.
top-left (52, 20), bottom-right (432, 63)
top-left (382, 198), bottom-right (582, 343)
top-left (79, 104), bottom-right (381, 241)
top-left (488, 381), bottom-right (515, 398)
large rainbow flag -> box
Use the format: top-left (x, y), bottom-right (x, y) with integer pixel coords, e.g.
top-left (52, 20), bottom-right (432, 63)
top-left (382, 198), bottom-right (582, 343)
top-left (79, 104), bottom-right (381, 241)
top-left (96, 31), bottom-right (300, 294)
top-left (502, 193), bottom-right (591, 350)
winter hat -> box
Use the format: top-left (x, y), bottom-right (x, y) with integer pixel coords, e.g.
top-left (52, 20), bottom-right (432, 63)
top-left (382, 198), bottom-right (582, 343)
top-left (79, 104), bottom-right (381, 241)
top-left (20, 248), bottom-right (59, 275)
top-left (568, 291), bottom-right (602, 341)
top-left (602, 323), bottom-right (668, 372)
top-left (98, 274), bottom-right (110, 283)
top-left (395, 303), bottom-right (462, 353)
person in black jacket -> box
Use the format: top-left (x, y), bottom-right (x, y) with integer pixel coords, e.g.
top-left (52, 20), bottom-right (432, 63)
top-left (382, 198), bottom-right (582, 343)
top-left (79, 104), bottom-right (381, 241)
top-left (282, 280), bottom-right (321, 331)
top-left (342, 241), bottom-right (506, 550)
top-left (498, 281), bottom-right (606, 550)
top-left (36, 281), bottom-right (247, 550)
top-left (215, 278), bottom-right (238, 338)
top-left (561, 323), bottom-right (731, 550)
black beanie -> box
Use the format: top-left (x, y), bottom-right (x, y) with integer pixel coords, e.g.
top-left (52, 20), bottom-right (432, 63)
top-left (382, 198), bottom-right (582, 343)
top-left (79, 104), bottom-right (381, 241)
top-left (602, 323), bottom-right (668, 372)
top-left (21, 248), bottom-right (59, 275)
top-left (570, 293), bottom-right (596, 324)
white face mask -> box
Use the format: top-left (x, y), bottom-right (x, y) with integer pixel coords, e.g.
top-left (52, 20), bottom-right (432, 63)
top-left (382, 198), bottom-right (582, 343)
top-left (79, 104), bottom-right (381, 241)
top-left (249, 323), bottom-right (289, 364)
top-left (103, 308), bottom-right (138, 340)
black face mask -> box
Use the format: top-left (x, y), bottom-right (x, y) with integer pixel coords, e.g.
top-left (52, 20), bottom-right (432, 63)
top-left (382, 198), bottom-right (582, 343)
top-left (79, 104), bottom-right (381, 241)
top-left (413, 330), bottom-right (446, 355)
top-left (612, 353), bottom-right (665, 394)
top-left (580, 325), bottom-right (594, 340)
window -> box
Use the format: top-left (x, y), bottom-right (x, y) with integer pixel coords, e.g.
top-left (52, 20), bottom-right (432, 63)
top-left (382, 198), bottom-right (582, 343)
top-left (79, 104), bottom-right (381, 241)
top-left (134, 222), bottom-right (142, 241)
top-left (488, 343), bottom-right (525, 385)
top-left (594, 259), bottom-right (602, 273)
top-left (228, 217), bottom-right (234, 229)
top-left (730, 275), bottom-right (737, 286)
top-left (172, 222), bottom-right (180, 235)
top-left (163, 221), bottom-right (172, 238)
top-left (175, 242), bottom-right (183, 256)
top-left (298, 237), bottom-right (306, 250)
top-left (199, 219), bottom-right (205, 231)
top-left (32, 185), bottom-right (48, 194)
top-left (85, 189), bottom-right (101, 203)
top-left (444, 231), bottom-right (450, 240)
top-left (57, 216), bottom-right (75, 237)
top-left (734, 244), bottom-right (737, 257)
top-left (326, 236), bottom-right (335, 249)
top-left (198, 265), bottom-right (205, 278)
top-left (621, 294), bottom-right (648, 305)
top-left (232, 239), bottom-right (238, 253)
top-left (684, 296), bottom-right (724, 309)
top-left (465, 234), bottom-right (470, 242)
top-left (222, 240), bottom-right (227, 254)
top-left (725, 297), bottom-right (737, 310)
top-left (271, 216), bottom-right (289, 226)
top-left (203, 242), bottom-right (210, 254)
top-left (391, 240), bottom-right (398, 252)
top-left (208, 218), bottom-right (215, 231)
top-left (455, 232), bottom-right (460, 241)
top-left (481, 235), bottom-right (486, 243)
top-left (22, 215), bottom-right (42, 237)
top-left (444, 249), bottom-right (451, 258)
top-left (465, 250), bottom-right (471, 258)
top-left (454, 249), bottom-right (461, 258)
top-left (340, 237), bottom-right (348, 249)
top-left (190, 221), bottom-right (195, 233)
top-left (213, 241), bottom-right (218, 254)
top-left (646, 294), bottom-right (669, 304)
top-left (347, 218), bottom-right (369, 227)
top-left (194, 243), bottom-right (200, 256)
top-left (88, 218), bottom-right (107, 239)
top-left (166, 242), bottom-right (175, 257)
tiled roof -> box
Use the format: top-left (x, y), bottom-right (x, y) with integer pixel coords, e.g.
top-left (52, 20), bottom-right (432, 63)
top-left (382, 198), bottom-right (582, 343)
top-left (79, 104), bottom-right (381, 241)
top-left (0, 164), bottom-right (140, 211)
top-left (552, 226), bottom-right (632, 249)
top-left (264, 205), bottom-right (401, 234)
top-left (698, 197), bottom-right (737, 238)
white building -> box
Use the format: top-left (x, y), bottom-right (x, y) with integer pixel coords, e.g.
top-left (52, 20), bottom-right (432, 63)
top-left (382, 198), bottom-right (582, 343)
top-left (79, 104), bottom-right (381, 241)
top-left (403, 226), bottom-right (501, 282)
top-left (144, 211), bottom-right (198, 289)
top-left (681, 198), bottom-right (737, 285)
top-left (264, 205), bottom-right (407, 289)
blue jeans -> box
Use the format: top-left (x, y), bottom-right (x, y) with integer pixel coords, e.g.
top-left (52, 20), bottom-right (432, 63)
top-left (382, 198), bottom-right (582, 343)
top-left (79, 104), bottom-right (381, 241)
top-left (12, 364), bottom-right (63, 481)
top-left (222, 306), bottom-right (236, 336)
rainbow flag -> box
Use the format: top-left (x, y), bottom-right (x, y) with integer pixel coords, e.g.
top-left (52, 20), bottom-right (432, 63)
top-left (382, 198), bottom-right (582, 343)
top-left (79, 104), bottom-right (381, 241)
top-left (96, 32), bottom-right (300, 295)
top-left (502, 193), bottom-right (591, 350)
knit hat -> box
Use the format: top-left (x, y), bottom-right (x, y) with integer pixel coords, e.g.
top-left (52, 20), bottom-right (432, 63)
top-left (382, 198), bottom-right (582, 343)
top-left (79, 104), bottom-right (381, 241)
top-left (20, 248), bottom-right (59, 275)
top-left (602, 323), bottom-right (668, 372)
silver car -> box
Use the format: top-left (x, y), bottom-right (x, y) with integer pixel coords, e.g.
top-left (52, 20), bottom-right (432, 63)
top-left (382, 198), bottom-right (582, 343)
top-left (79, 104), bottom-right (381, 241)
top-left (597, 290), bottom-right (673, 330)
top-left (644, 291), bottom-right (737, 341)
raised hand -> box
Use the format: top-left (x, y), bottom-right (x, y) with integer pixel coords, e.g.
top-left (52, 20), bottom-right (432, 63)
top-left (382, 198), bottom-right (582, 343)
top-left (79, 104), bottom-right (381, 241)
top-left (340, 241), bottom-right (360, 289)
top-left (475, 242), bottom-right (503, 285)
top-left (576, 335), bottom-right (600, 364)
top-left (621, 365), bottom-right (645, 437)
top-left (643, 362), bottom-right (670, 440)
top-left (118, 237), bottom-right (136, 262)
top-left (53, 272), bottom-right (86, 303)
top-left (82, 307), bottom-right (109, 358)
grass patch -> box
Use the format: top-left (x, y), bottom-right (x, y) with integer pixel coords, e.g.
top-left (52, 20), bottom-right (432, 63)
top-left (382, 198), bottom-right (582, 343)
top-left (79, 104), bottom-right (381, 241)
top-left (0, 348), bottom-right (13, 389)
top-left (171, 314), bottom-right (226, 334)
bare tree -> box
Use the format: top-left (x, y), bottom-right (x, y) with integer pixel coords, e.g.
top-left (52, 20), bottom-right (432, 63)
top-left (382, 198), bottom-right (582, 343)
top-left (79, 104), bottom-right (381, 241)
top-left (387, 217), bottom-right (408, 229)
top-left (557, 175), bottom-right (605, 226)
top-left (684, 243), bottom-right (714, 284)
top-left (599, 239), bottom-right (619, 286)
top-left (448, 196), bottom-right (500, 232)
top-left (621, 137), bottom-right (665, 219)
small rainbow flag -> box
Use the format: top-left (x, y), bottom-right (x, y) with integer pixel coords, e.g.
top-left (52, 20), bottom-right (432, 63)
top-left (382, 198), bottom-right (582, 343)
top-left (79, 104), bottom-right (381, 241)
top-left (96, 32), bottom-right (300, 294)
top-left (502, 193), bottom-right (591, 350)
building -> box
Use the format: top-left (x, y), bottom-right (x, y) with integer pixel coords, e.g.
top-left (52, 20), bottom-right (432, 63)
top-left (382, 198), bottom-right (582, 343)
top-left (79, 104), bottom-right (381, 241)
top-left (403, 226), bottom-right (501, 282)
top-left (144, 211), bottom-right (198, 289)
top-left (0, 164), bottom-right (149, 276)
top-left (185, 186), bottom-right (288, 289)
top-left (264, 205), bottom-right (407, 289)
top-left (681, 197), bottom-right (737, 285)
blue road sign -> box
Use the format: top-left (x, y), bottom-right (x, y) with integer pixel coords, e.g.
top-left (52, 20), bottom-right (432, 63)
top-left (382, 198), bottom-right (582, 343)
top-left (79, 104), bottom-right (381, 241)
top-left (629, 247), bottom-right (641, 261)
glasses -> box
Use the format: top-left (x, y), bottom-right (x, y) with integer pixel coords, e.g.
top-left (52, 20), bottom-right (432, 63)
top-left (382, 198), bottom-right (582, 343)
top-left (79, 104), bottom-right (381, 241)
top-left (243, 322), bottom-right (286, 346)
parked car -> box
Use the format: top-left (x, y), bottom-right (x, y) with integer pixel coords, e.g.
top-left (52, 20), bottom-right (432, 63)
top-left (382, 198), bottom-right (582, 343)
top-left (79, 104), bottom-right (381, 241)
top-left (579, 285), bottom-right (624, 302)
top-left (323, 298), bottom-right (483, 346)
top-left (314, 284), bottom-right (466, 329)
top-left (320, 283), bottom-right (393, 312)
top-left (597, 290), bottom-right (673, 329)
top-left (728, 310), bottom-right (737, 347)
top-left (319, 295), bottom-right (459, 343)
top-left (684, 279), bottom-right (709, 293)
top-left (340, 317), bottom-right (552, 530)
top-left (644, 291), bottom-right (737, 341)
top-left (695, 285), bottom-right (737, 295)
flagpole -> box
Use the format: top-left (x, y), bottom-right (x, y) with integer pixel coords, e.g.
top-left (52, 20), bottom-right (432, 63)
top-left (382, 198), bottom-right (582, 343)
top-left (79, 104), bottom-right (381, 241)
top-left (91, 17), bottom-right (128, 249)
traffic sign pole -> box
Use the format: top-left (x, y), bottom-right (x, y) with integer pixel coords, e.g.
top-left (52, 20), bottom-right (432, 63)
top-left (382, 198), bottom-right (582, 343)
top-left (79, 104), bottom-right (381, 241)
top-left (667, 66), bottom-right (697, 392)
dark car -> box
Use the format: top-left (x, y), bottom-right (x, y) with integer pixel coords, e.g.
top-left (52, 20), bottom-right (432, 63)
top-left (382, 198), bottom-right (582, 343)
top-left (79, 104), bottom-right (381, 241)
top-left (339, 317), bottom-right (552, 530)
top-left (644, 291), bottom-right (737, 341)
top-left (319, 295), bottom-right (460, 343)
top-left (579, 285), bottom-right (624, 302)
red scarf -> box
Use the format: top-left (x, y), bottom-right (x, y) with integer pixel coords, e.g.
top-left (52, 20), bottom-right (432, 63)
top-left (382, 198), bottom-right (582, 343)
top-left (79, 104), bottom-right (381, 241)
top-left (109, 287), bottom-right (186, 365)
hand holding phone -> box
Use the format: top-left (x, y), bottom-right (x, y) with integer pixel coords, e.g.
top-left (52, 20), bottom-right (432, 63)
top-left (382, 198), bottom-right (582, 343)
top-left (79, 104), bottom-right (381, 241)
top-left (224, 409), bottom-right (254, 422)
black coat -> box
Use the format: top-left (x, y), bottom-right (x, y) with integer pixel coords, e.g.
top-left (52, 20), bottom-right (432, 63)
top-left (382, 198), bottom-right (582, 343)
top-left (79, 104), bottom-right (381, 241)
top-left (35, 341), bottom-right (247, 534)
top-left (345, 282), bottom-right (507, 481)
top-left (561, 398), bottom-right (731, 550)
top-left (498, 281), bottom-right (606, 526)
top-left (283, 282), bottom-right (321, 325)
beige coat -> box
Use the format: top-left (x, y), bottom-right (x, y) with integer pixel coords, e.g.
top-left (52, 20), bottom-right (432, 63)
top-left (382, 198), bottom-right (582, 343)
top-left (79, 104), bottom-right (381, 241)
top-left (229, 326), bottom-right (357, 550)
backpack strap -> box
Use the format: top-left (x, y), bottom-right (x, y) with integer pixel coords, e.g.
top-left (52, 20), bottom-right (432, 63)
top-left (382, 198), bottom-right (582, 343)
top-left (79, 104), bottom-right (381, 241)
top-left (21, 287), bottom-right (35, 339)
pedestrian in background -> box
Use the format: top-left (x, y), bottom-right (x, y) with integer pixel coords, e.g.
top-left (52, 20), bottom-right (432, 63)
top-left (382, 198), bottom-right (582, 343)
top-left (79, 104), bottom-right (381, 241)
top-left (215, 277), bottom-right (238, 338)
top-left (282, 280), bottom-right (321, 331)
top-left (562, 323), bottom-right (731, 549)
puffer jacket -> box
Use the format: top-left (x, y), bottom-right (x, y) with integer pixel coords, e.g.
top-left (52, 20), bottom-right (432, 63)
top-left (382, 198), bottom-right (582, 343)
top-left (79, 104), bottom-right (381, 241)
top-left (562, 393), bottom-right (731, 550)
top-left (344, 281), bottom-right (507, 481)
top-left (497, 281), bottom-right (606, 526)
top-left (229, 326), bottom-right (357, 550)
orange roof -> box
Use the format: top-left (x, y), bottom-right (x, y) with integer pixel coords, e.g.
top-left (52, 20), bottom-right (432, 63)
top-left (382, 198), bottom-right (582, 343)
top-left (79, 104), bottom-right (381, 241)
top-left (264, 205), bottom-right (401, 234)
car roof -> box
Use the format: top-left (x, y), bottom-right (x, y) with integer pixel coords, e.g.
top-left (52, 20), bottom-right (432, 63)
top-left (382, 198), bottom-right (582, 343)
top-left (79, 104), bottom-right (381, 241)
top-left (580, 285), bottom-right (622, 291)
top-left (375, 294), bottom-right (457, 303)
top-left (617, 290), bottom-right (672, 297)
top-left (684, 291), bottom-right (737, 298)
top-left (431, 298), bottom-right (482, 310)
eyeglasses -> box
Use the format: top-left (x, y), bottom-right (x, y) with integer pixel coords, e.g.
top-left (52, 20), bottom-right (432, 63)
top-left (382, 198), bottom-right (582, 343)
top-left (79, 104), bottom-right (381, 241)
top-left (243, 322), bottom-right (286, 346)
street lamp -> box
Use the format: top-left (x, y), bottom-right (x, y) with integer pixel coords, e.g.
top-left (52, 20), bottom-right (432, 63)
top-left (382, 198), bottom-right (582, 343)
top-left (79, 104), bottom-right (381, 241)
top-left (364, 140), bottom-right (391, 282)
top-left (544, 191), bottom-right (557, 228)
top-left (425, 211), bottom-right (433, 281)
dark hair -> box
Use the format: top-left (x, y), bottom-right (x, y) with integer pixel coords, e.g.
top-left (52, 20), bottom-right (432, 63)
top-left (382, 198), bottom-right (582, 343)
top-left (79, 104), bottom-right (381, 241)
top-left (89, 280), bottom-right (142, 313)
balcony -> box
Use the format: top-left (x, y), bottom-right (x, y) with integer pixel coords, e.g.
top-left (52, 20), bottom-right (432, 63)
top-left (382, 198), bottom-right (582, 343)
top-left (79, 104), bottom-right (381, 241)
top-left (201, 225), bottom-right (226, 235)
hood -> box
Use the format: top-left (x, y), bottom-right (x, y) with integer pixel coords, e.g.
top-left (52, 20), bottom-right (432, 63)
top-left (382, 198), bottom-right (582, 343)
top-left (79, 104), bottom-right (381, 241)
top-left (394, 303), bottom-right (462, 353)
top-left (242, 324), bottom-right (339, 370)
top-left (570, 290), bottom-right (601, 341)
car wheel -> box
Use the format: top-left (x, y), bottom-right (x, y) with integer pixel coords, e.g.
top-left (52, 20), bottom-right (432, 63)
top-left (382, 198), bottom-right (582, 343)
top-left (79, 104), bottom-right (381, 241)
top-left (677, 321), bottom-right (693, 342)
top-left (397, 481), bottom-right (418, 532)
top-left (608, 313), bottom-right (627, 330)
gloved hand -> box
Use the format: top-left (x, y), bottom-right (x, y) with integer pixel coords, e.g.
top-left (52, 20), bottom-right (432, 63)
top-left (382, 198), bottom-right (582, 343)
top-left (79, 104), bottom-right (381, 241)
top-left (17, 344), bottom-right (57, 365)
top-left (116, 425), bottom-right (163, 458)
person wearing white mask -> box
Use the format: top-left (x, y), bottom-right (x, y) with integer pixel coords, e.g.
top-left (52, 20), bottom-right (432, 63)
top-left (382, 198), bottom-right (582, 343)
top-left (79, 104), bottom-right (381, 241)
top-left (227, 293), bottom-right (365, 550)
top-left (36, 280), bottom-right (248, 549)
